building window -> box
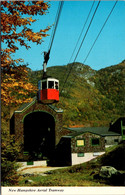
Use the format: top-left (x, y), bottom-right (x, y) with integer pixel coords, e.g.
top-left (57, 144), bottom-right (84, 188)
top-left (27, 161), bottom-right (34, 165)
top-left (114, 139), bottom-right (118, 143)
top-left (76, 139), bottom-right (85, 147)
top-left (92, 138), bottom-right (100, 146)
top-left (93, 152), bottom-right (100, 156)
top-left (77, 153), bottom-right (84, 157)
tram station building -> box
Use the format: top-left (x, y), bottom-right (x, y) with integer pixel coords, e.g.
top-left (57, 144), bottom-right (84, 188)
top-left (10, 98), bottom-right (125, 166)
top-left (10, 97), bottom-right (70, 163)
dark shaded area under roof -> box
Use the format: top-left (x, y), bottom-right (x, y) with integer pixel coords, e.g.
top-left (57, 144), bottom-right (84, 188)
top-left (64, 126), bottom-right (121, 138)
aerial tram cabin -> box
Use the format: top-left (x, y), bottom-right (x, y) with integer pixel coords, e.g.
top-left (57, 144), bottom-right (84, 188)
top-left (37, 50), bottom-right (59, 104)
top-left (37, 0), bottom-right (63, 104)
top-left (38, 77), bottom-right (59, 104)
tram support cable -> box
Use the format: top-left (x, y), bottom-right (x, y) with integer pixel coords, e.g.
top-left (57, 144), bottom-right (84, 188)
top-left (60, 0), bottom-right (101, 96)
top-left (48, 1), bottom-right (64, 53)
top-left (42, 1), bottom-right (64, 78)
top-left (61, 0), bottom-right (118, 102)
top-left (60, 0), bottom-right (95, 94)
top-left (69, 0), bottom-right (95, 63)
top-left (83, 0), bottom-right (118, 64)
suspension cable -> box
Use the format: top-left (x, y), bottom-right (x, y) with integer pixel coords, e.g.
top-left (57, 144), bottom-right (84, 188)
top-left (69, 0), bottom-right (95, 63)
top-left (48, 1), bottom-right (64, 53)
top-left (74, 1), bottom-right (101, 63)
top-left (83, 0), bottom-right (118, 64)
top-left (60, 1), bottom-right (95, 94)
top-left (41, 1), bottom-right (64, 74)
top-left (61, 0), bottom-right (118, 102)
top-left (60, 0), bottom-right (101, 96)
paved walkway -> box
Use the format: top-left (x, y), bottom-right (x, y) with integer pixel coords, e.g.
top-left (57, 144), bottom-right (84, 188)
top-left (18, 166), bottom-right (66, 175)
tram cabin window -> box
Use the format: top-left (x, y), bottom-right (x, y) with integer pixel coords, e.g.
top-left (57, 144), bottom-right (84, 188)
top-left (38, 81), bottom-right (41, 90)
top-left (55, 82), bottom-right (59, 90)
top-left (48, 81), bottom-right (54, 89)
top-left (42, 81), bottom-right (47, 89)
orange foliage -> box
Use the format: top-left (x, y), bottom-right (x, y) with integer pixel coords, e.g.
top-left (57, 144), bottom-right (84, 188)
top-left (1, 1), bottom-right (50, 105)
top-left (1, 1), bottom-right (50, 50)
top-left (69, 125), bottom-right (85, 128)
top-left (1, 69), bottom-right (37, 105)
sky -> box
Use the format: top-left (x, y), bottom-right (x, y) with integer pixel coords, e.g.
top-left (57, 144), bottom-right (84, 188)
top-left (9, 1), bottom-right (125, 71)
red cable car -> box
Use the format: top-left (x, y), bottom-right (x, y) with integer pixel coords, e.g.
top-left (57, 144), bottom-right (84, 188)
top-left (38, 77), bottom-right (59, 104)
top-left (38, 50), bottom-right (59, 104)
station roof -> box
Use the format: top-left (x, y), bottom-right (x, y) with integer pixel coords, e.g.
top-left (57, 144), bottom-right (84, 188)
top-left (63, 126), bottom-right (121, 138)
top-left (14, 96), bottom-right (63, 113)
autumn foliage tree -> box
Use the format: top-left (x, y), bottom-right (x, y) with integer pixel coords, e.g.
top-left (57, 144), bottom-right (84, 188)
top-left (1, 1), bottom-right (50, 105)
top-left (1, 1), bottom-right (51, 186)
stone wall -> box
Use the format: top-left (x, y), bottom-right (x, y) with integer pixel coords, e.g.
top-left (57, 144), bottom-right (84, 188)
top-left (71, 132), bottom-right (105, 153)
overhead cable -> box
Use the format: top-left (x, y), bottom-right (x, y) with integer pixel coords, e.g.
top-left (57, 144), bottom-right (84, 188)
top-left (48, 1), bottom-right (64, 52)
top-left (60, 0), bottom-right (101, 96)
top-left (60, 0), bottom-right (95, 96)
top-left (83, 0), bottom-right (118, 64)
top-left (69, 0), bottom-right (95, 63)
top-left (60, 0), bottom-right (95, 92)
top-left (73, 1), bottom-right (101, 63)
top-left (62, 0), bottom-right (118, 101)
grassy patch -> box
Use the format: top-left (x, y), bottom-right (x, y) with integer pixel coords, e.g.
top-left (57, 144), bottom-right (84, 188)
top-left (19, 171), bottom-right (107, 186)
top-left (105, 145), bottom-right (118, 153)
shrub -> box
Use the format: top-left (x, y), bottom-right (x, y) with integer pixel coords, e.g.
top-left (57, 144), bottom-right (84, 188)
top-left (1, 132), bottom-right (20, 186)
